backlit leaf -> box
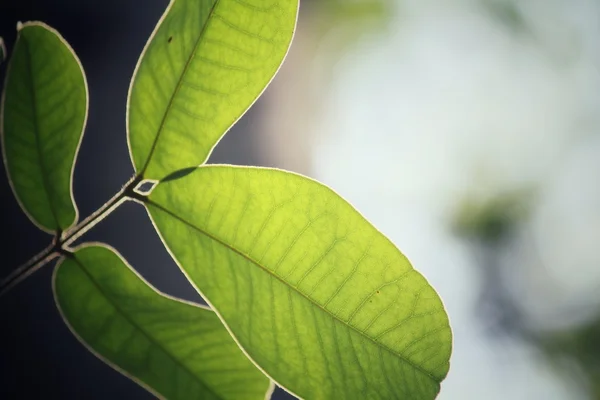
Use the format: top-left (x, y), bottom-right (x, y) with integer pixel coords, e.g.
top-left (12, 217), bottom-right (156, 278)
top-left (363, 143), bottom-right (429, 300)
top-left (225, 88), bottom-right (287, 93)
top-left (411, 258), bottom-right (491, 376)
top-left (1, 22), bottom-right (87, 232)
top-left (147, 165), bottom-right (453, 399)
top-left (127, 0), bottom-right (298, 180)
top-left (53, 244), bottom-right (272, 400)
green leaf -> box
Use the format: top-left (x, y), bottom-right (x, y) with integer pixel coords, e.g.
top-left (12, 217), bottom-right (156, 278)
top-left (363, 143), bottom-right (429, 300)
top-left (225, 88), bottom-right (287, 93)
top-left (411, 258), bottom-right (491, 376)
top-left (1, 22), bottom-right (87, 232)
top-left (146, 166), bottom-right (453, 399)
top-left (53, 244), bottom-right (272, 400)
top-left (127, 0), bottom-right (298, 180)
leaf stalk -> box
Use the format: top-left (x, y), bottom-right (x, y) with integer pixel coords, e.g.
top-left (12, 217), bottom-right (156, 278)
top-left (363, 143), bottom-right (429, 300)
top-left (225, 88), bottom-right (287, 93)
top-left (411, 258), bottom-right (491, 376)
top-left (0, 174), bottom-right (143, 297)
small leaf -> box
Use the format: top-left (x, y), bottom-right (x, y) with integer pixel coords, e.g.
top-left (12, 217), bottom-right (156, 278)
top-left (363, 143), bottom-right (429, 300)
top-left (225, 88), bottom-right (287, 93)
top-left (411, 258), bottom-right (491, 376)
top-left (1, 22), bottom-right (87, 232)
top-left (147, 166), bottom-right (453, 399)
top-left (53, 244), bottom-right (272, 400)
top-left (127, 0), bottom-right (298, 180)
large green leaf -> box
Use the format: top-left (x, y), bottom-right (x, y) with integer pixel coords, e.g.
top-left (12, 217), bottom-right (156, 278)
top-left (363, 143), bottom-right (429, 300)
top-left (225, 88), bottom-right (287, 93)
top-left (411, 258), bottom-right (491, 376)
top-left (147, 166), bottom-right (453, 399)
top-left (53, 244), bottom-right (272, 400)
top-left (127, 0), bottom-right (298, 180)
top-left (1, 22), bottom-right (87, 232)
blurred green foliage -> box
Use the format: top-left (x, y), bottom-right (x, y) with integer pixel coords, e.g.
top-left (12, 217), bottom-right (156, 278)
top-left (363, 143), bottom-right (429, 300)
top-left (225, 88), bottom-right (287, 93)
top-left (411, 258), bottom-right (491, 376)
top-left (482, 0), bottom-right (529, 34)
top-left (309, 0), bottom-right (392, 57)
top-left (453, 187), bottom-right (600, 399)
top-left (538, 318), bottom-right (600, 398)
top-left (452, 189), bottom-right (533, 243)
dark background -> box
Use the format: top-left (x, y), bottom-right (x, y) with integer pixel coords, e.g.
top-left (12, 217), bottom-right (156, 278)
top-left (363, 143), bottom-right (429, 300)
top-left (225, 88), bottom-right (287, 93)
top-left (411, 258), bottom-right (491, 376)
top-left (0, 0), bottom-right (298, 398)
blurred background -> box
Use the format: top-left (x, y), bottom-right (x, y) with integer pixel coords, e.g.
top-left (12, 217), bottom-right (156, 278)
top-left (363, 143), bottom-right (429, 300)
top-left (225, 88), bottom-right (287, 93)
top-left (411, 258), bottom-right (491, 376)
top-left (1, 0), bottom-right (599, 398)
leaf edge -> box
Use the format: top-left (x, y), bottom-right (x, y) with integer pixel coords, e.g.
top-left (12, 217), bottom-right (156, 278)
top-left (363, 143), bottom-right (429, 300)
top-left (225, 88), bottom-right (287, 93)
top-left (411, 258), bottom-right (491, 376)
top-left (145, 163), bottom-right (454, 400)
top-left (124, 0), bottom-right (300, 180)
top-left (52, 241), bottom-right (277, 400)
top-left (0, 21), bottom-right (89, 234)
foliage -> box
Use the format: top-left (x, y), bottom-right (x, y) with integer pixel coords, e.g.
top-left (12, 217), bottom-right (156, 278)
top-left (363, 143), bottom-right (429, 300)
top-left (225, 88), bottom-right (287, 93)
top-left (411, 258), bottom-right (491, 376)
top-left (2, 22), bottom-right (86, 232)
top-left (452, 189), bottom-right (533, 243)
top-left (0, 1), bottom-right (452, 399)
top-left (54, 244), bottom-right (271, 400)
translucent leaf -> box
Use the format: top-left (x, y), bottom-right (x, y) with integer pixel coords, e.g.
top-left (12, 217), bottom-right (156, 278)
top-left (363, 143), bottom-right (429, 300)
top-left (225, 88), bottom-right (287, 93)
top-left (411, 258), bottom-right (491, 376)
top-left (127, 0), bottom-right (298, 180)
top-left (147, 166), bottom-right (453, 399)
top-left (53, 244), bottom-right (272, 400)
top-left (1, 22), bottom-right (87, 232)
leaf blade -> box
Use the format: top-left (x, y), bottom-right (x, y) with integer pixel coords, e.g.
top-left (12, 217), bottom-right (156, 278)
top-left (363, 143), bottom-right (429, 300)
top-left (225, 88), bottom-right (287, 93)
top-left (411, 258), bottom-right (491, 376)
top-left (127, 0), bottom-right (298, 180)
top-left (1, 22), bottom-right (87, 232)
top-left (53, 244), bottom-right (272, 400)
top-left (147, 166), bottom-right (453, 399)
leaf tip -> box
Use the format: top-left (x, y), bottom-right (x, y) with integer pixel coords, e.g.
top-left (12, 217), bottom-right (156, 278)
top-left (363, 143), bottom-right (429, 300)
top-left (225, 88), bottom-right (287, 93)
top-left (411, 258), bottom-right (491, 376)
top-left (16, 21), bottom-right (24, 31)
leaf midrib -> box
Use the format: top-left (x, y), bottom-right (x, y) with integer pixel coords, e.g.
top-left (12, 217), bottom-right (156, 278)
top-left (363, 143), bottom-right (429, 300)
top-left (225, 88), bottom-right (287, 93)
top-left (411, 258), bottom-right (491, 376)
top-left (70, 256), bottom-right (226, 400)
top-left (23, 35), bottom-right (60, 230)
top-left (139, 0), bottom-right (222, 176)
top-left (147, 200), bottom-right (442, 385)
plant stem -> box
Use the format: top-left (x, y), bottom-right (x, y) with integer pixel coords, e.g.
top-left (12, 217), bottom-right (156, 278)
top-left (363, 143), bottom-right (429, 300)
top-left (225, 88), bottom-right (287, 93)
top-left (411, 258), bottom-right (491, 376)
top-left (0, 175), bottom-right (144, 297)
top-left (0, 243), bottom-right (58, 297)
top-left (61, 175), bottom-right (142, 248)
top-left (0, 248), bottom-right (60, 297)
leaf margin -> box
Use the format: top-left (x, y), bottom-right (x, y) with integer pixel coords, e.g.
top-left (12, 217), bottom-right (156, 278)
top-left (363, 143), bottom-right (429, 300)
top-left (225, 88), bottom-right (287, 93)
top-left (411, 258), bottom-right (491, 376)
top-left (125, 0), bottom-right (300, 180)
top-left (0, 20), bottom-right (89, 234)
top-left (52, 241), bottom-right (277, 400)
top-left (144, 163), bottom-right (454, 400)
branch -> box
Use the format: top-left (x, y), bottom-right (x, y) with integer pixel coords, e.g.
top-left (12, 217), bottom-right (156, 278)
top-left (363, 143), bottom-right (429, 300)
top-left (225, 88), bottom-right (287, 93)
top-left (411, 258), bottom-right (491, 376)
top-left (0, 175), bottom-right (143, 297)
top-left (0, 247), bottom-right (60, 297)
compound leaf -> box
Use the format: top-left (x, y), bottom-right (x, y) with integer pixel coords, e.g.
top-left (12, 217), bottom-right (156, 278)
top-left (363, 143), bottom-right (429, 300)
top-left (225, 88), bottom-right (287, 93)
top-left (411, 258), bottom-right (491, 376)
top-left (53, 244), bottom-right (272, 400)
top-left (1, 22), bottom-right (87, 232)
top-left (147, 165), bottom-right (453, 400)
top-left (127, 0), bottom-right (298, 180)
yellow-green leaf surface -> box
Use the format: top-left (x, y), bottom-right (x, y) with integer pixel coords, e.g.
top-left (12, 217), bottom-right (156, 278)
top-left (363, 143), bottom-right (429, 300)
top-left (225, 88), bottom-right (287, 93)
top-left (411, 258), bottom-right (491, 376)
top-left (147, 166), bottom-right (453, 399)
top-left (127, 0), bottom-right (298, 180)
top-left (1, 22), bottom-right (87, 232)
top-left (53, 244), bottom-right (272, 400)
